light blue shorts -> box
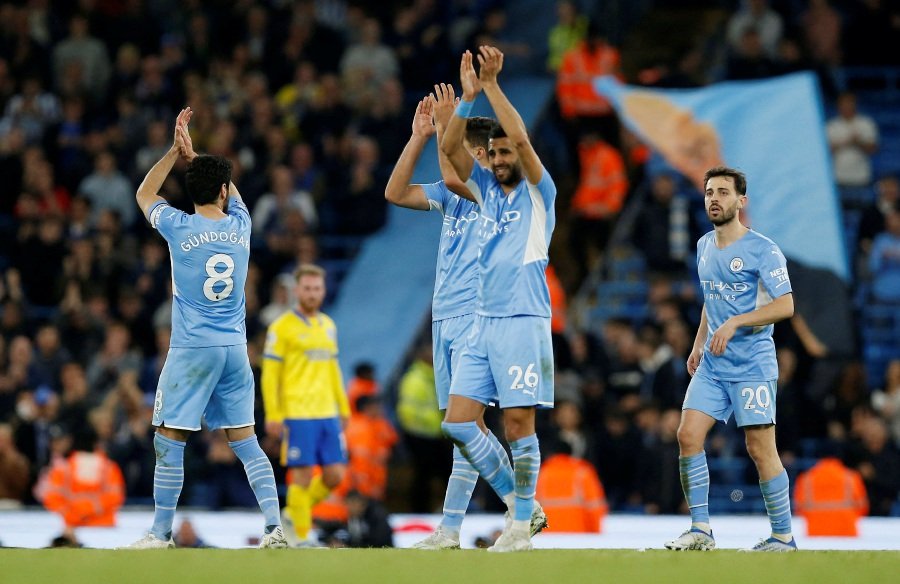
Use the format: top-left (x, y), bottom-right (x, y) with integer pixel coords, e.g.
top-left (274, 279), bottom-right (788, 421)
top-left (683, 370), bottom-right (777, 427)
top-left (153, 344), bottom-right (255, 431)
top-left (432, 313), bottom-right (475, 410)
top-left (281, 418), bottom-right (347, 468)
top-left (450, 315), bottom-right (554, 409)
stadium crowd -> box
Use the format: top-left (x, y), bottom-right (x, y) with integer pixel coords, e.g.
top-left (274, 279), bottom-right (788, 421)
top-left (0, 0), bottom-right (899, 547)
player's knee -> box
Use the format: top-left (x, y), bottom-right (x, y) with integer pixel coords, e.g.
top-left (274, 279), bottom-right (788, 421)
top-left (744, 434), bottom-right (775, 463)
top-left (322, 468), bottom-right (344, 489)
top-left (676, 424), bottom-right (704, 452)
top-left (441, 420), bottom-right (475, 446)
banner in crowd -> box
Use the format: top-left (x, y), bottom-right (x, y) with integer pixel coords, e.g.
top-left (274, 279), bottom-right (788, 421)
top-left (595, 72), bottom-right (848, 280)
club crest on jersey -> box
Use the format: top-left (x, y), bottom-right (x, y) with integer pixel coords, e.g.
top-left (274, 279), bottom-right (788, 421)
top-left (730, 257), bottom-right (744, 272)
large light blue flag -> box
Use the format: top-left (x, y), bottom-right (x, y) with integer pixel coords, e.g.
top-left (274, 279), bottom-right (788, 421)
top-left (595, 72), bottom-right (848, 280)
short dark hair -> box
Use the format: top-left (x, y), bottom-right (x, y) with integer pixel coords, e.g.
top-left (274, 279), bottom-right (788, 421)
top-left (465, 117), bottom-right (496, 150)
top-left (703, 166), bottom-right (747, 195)
top-left (487, 124), bottom-right (507, 142)
top-left (185, 155), bottom-right (232, 206)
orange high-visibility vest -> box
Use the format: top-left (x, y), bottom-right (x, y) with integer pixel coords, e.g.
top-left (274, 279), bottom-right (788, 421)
top-left (571, 140), bottom-right (628, 219)
top-left (535, 454), bottom-right (608, 532)
top-left (557, 42), bottom-right (620, 118)
top-left (344, 412), bottom-right (398, 501)
top-left (794, 458), bottom-right (868, 536)
top-left (42, 451), bottom-right (125, 528)
top-left (546, 265), bottom-right (567, 334)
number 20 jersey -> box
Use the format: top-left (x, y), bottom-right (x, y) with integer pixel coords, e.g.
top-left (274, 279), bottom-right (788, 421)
top-left (148, 199), bottom-right (251, 348)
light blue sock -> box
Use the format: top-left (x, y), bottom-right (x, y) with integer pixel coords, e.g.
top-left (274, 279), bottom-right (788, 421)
top-left (509, 434), bottom-right (540, 522)
top-left (439, 446), bottom-right (478, 532)
top-left (229, 435), bottom-right (281, 531)
top-left (486, 430), bottom-right (514, 492)
top-left (760, 470), bottom-right (792, 536)
top-left (442, 422), bottom-right (514, 501)
top-left (680, 452), bottom-right (710, 526)
top-left (151, 433), bottom-right (185, 540)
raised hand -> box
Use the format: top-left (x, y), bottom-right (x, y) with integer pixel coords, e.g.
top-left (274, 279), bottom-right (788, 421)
top-left (431, 83), bottom-right (456, 131)
top-left (459, 50), bottom-right (481, 101)
top-left (173, 107), bottom-right (197, 162)
top-left (411, 97), bottom-right (435, 138)
top-left (476, 45), bottom-right (503, 85)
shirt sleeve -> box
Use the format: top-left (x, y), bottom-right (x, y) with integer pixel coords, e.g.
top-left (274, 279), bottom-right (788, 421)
top-left (529, 165), bottom-right (557, 209)
top-left (757, 242), bottom-right (792, 298)
top-left (421, 181), bottom-right (451, 214)
top-left (261, 324), bottom-right (286, 423)
top-left (147, 201), bottom-right (183, 241)
top-left (228, 195), bottom-right (252, 226)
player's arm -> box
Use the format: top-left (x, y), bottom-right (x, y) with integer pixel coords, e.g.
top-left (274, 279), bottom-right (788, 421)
top-left (261, 326), bottom-right (285, 436)
top-left (384, 98), bottom-right (433, 210)
top-left (331, 359), bottom-right (350, 424)
top-left (433, 83), bottom-right (476, 201)
top-left (709, 293), bottom-right (794, 356)
top-left (136, 107), bottom-right (193, 220)
top-left (440, 52), bottom-right (480, 183)
top-left (477, 45), bottom-right (543, 185)
top-left (687, 305), bottom-right (708, 377)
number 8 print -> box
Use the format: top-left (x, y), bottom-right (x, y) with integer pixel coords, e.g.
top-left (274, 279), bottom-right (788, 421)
top-left (203, 253), bottom-right (235, 301)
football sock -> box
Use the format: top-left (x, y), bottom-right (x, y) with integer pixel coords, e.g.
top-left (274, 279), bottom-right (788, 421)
top-left (286, 483), bottom-right (313, 539)
top-left (442, 422), bottom-right (514, 503)
top-left (509, 434), bottom-right (540, 526)
top-left (760, 469), bottom-right (792, 539)
top-left (680, 451), bottom-right (711, 528)
top-left (150, 433), bottom-right (185, 540)
top-left (229, 435), bottom-right (281, 530)
top-left (308, 474), bottom-right (331, 506)
top-left (440, 445), bottom-right (478, 533)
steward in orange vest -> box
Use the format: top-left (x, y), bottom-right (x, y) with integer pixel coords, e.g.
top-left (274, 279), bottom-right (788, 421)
top-left (41, 429), bottom-right (125, 528)
top-left (794, 457), bottom-right (868, 536)
top-left (535, 442), bottom-right (608, 532)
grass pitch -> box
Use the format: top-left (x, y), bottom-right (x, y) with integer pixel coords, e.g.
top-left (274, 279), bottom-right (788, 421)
top-left (2, 548), bottom-right (898, 584)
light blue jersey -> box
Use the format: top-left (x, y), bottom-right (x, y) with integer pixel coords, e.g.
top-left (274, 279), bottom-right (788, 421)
top-left (696, 229), bottom-right (792, 381)
top-left (465, 163), bottom-right (557, 317)
top-left (422, 181), bottom-right (480, 321)
top-left (148, 198), bottom-right (251, 347)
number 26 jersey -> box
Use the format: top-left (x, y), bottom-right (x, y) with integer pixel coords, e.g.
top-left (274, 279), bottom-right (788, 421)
top-left (148, 198), bottom-right (251, 348)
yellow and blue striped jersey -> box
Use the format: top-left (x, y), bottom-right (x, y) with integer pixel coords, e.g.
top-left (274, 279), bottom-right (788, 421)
top-left (261, 310), bottom-right (349, 422)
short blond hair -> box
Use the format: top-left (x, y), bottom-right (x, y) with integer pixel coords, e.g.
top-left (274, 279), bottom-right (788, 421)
top-left (294, 263), bottom-right (326, 281)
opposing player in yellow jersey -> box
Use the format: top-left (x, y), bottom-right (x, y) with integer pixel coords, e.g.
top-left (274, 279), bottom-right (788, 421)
top-left (262, 264), bottom-right (350, 545)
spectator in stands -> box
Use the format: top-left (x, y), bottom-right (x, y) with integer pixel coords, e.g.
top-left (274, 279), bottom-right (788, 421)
top-left (636, 324), bottom-right (684, 410)
top-left (77, 150), bottom-right (136, 227)
top-left (547, 0), bottom-right (588, 73)
top-left (0, 76), bottom-right (61, 144)
top-left (800, 0), bottom-right (843, 68)
top-left (724, 27), bottom-right (778, 80)
top-left (85, 322), bottom-right (142, 397)
top-left (32, 324), bottom-right (71, 391)
top-left (252, 165), bottom-right (317, 238)
top-left (858, 175), bottom-right (899, 257)
top-left (826, 92), bottom-right (879, 188)
top-left (546, 264), bottom-right (572, 369)
top-left (568, 132), bottom-right (628, 282)
top-left (51, 13), bottom-right (111, 106)
top-left (544, 398), bottom-right (595, 462)
top-left (340, 18), bottom-right (399, 108)
top-left (14, 216), bottom-right (66, 308)
top-left (846, 415), bottom-right (900, 516)
top-left (872, 360), bottom-right (900, 445)
top-left (56, 363), bottom-right (90, 434)
top-left (535, 440), bottom-right (607, 532)
top-left (636, 407), bottom-right (684, 514)
top-left (868, 209), bottom-right (900, 303)
top-left (726, 0), bottom-right (784, 59)
top-left (0, 422), bottom-right (29, 506)
top-left (347, 361), bottom-right (379, 416)
top-left (174, 518), bottom-right (213, 548)
top-left (632, 173), bottom-right (698, 278)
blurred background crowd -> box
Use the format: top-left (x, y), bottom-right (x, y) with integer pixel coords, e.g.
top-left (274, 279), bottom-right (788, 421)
top-left (0, 0), bottom-right (899, 547)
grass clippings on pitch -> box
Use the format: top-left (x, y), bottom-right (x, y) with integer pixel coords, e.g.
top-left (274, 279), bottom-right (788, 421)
top-left (2, 548), bottom-right (899, 584)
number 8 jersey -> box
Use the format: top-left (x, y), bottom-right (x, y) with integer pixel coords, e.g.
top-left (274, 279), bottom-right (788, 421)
top-left (148, 198), bottom-right (251, 347)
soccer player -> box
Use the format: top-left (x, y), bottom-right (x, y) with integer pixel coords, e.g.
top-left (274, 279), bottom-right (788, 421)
top-left (125, 108), bottom-right (286, 549)
top-left (261, 264), bottom-right (350, 547)
top-left (440, 46), bottom-right (557, 552)
top-left (384, 86), bottom-right (546, 549)
top-left (664, 166), bottom-right (797, 552)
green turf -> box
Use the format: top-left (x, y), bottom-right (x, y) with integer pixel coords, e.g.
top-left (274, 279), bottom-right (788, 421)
top-left (2, 549), bottom-right (899, 584)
